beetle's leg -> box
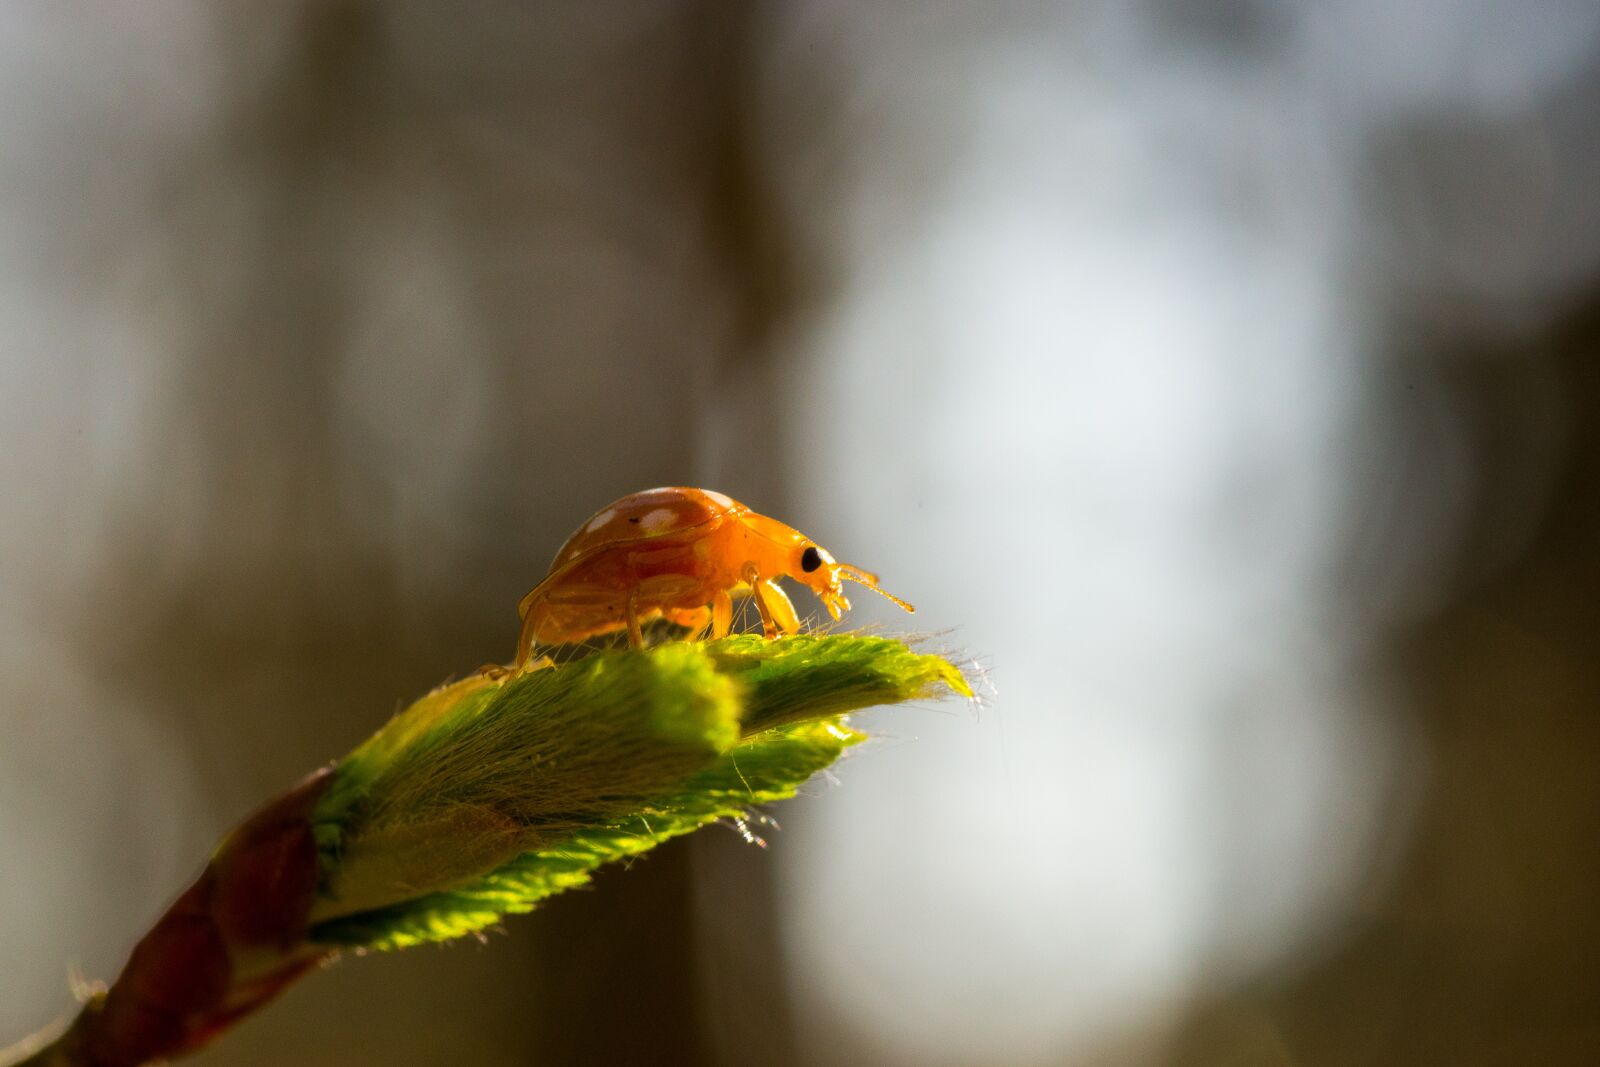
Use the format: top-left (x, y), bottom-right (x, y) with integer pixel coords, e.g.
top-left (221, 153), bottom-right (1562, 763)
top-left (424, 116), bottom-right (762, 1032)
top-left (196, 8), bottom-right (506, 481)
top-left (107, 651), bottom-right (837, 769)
top-left (758, 580), bottom-right (801, 635)
top-left (740, 563), bottom-right (778, 638)
top-left (482, 653), bottom-right (554, 679)
top-left (625, 587), bottom-right (645, 649)
top-left (665, 605), bottom-right (713, 640)
top-left (512, 602), bottom-right (541, 670)
top-left (711, 589), bottom-right (734, 639)
top-left (498, 597), bottom-right (553, 676)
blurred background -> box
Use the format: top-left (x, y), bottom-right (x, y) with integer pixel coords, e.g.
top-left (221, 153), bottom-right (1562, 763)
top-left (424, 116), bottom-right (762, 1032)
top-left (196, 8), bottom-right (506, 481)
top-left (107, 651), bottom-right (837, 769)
top-left (2, 2), bottom-right (1598, 1064)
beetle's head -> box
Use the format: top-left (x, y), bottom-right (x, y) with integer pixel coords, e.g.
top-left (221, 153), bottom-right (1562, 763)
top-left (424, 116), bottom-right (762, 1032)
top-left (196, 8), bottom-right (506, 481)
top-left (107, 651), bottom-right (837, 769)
top-left (791, 541), bottom-right (915, 622)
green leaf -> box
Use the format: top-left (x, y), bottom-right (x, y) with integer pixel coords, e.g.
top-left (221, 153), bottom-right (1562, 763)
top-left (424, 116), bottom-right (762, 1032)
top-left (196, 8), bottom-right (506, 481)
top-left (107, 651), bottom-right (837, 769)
top-left (305, 635), bottom-right (967, 950)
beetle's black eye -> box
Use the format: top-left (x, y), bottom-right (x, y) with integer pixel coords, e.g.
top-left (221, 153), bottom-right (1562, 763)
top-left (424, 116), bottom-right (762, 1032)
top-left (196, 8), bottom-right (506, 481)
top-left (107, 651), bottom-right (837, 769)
top-left (800, 546), bottom-right (823, 573)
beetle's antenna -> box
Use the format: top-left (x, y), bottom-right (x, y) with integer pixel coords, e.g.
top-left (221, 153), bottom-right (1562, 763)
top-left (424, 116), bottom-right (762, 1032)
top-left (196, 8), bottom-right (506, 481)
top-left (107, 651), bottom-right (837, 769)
top-left (836, 564), bottom-right (915, 614)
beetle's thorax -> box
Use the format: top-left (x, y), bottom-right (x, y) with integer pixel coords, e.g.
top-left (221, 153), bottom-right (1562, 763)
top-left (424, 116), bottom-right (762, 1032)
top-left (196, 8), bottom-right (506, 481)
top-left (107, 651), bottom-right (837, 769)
top-left (735, 513), bottom-right (808, 580)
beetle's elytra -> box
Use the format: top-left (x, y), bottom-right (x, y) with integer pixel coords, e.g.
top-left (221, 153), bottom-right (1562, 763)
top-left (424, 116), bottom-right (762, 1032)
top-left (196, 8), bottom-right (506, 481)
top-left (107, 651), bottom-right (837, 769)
top-left (510, 487), bottom-right (912, 668)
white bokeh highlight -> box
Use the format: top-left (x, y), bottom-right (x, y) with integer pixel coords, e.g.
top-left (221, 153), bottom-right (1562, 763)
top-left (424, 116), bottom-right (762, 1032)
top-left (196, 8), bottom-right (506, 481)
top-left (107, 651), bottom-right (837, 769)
top-left (765, 14), bottom-right (1423, 1064)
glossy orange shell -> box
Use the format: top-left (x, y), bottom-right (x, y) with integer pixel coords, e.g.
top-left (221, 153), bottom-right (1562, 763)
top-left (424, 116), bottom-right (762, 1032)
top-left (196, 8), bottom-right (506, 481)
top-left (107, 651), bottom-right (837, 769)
top-left (549, 487), bottom-right (744, 571)
top-left (523, 487), bottom-right (757, 644)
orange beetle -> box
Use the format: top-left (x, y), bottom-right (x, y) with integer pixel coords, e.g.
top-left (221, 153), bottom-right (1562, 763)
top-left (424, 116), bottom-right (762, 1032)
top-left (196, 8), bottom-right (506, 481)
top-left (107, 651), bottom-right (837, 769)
top-left (511, 487), bottom-right (913, 668)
